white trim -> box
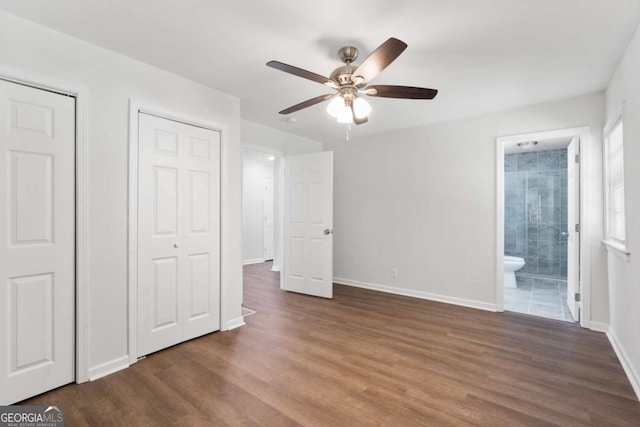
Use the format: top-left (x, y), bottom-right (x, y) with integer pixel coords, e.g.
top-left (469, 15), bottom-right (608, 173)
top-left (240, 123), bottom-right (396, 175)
top-left (590, 321), bottom-right (609, 333)
top-left (0, 66), bottom-right (90, 384)
top-left (334, 278), bottom-right (497, 312)
top-left (607, 328), bottom-right (640, 401)
top-left (496, 126), bottom-right (592, 329)
top-left (128, 99), bottom-right (228, 365)
top-left (580, 127), bottom-right (593, 330)
top-left (496, 141), bottom-right (505, 312)
top-left (276, 158), bottom-right (285, 289)
top-left (127, 99), bottom-right (139, 366)
top-left (87, 356), bottom-right (129, 382)
top-left (75, 83), bottom-right (90, 385)
top-left (603, 240), bottom-right (631, 262)
top-left (604, 104), bottom-right (624, 135)
top-left (243, 258), bottom-right (266, 265)
top-left (225, 316), bottom-right (246, 331)
top-left (271, 265), bottom-right (281, 272)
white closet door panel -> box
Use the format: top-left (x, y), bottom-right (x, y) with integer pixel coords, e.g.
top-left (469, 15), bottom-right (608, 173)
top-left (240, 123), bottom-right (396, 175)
top-left (181, 124), bottom-right (220, 341)
top-left (0, 80), bottom-right (75, 405)
top-left (138, 115), bottom-right (183, 355)
top-left (138, 114), bottom-right (220, 356)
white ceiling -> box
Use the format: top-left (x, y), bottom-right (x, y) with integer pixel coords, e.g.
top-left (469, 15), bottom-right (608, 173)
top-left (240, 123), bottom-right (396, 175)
top-left (2, 0), bottom-right (639, 143)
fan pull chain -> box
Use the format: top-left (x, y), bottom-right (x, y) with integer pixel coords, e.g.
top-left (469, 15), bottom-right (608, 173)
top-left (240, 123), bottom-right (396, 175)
top-left (346, 123), bottom-right (351, 141)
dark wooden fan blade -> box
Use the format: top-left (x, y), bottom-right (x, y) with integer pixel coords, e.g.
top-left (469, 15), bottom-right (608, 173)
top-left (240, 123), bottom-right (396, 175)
top-left (279, 94), bottom-right (335, 115)
top-left (365, 85), bottom-right (438, 99)
top-left (267, 61), bottom-right (338, 88)
top-left (351, 38), bottom-right (407, 85)
top-left (351, 105), bottom-right (368, 125)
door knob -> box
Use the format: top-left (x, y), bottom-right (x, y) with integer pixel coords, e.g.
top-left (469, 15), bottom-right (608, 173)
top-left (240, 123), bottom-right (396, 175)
top-left (324, 229), bottom-right (332, 235)
top-left (174, 243), bottom-right (179, 248)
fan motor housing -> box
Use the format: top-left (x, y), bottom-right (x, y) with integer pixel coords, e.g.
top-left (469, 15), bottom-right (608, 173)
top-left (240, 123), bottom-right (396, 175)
top-left (330, 65), bottom-right (356, 86)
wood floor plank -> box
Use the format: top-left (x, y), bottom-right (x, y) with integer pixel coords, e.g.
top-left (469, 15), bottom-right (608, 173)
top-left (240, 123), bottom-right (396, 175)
top-left (19, 261), bottom-right (640, 425)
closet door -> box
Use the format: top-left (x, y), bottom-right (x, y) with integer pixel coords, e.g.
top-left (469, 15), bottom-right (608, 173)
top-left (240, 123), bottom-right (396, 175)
top-left (137, 113), bottom-right (220, 357)
top-left (0, 80), bottom-right (75, 404)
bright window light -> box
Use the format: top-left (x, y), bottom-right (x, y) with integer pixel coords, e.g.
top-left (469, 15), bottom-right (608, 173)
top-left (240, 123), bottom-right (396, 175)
top-left (604, 117), bottom-right (626, 245)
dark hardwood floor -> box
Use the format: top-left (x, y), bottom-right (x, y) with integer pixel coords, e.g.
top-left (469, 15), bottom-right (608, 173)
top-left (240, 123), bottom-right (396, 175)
top-left (22, 261), bottom-right (640, 425)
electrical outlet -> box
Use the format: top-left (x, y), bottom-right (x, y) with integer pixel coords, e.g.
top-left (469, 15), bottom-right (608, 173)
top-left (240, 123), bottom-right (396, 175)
top-left (391, 268), bottom-right (398, 279)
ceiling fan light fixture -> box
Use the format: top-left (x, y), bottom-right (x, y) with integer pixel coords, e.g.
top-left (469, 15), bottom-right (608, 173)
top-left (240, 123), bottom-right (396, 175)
top-left (353, 97), bottom-right (371, 119)
top-left (269, 38), bottom-right (437, 127)
top-left (337, 106), bottom-right (353, 124)
top-left (327, 96), bottom-right (345, 118)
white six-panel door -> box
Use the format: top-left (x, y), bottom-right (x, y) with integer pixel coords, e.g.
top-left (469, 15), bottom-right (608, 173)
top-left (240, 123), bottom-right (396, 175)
top-left (137, 113), bottom-right (220, 357)
top-left (283, 152), bottom-right (333, 299)
top-left (566, 137), bottom-right (580, 321)
top-left (0, 80), bottom-right (75, 404)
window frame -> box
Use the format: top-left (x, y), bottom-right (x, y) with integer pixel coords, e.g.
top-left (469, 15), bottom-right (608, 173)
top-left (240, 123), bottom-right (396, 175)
top-left (603, 110), bottom-right (627, 251)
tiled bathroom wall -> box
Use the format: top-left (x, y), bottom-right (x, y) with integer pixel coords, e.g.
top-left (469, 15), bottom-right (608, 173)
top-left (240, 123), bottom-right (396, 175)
top-left (504, 149), bottom-right (568, 279)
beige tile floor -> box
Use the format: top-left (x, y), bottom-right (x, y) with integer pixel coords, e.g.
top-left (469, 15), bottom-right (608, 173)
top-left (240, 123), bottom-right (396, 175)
top-left (504, 274), bottom-right (575, 322)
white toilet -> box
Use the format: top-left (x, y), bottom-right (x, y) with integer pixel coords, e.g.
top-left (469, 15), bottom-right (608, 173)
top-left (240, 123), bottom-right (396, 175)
top-left (504, 256), bottom-right (525, 288)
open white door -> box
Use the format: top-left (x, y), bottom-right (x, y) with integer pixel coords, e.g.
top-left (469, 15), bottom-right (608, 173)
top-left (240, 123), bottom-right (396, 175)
top-left (566, 137), bottom-right (580, 321)
top-left (283, 152), bottom-right (333, 298)
top-left (0, 80), bottom-right (75, 404)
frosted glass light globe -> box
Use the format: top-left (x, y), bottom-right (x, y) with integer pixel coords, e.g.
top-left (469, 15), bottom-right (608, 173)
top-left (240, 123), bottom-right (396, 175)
top-left (337, 106), bottom-right (353, 123)
top-left (353, 97), bottom-right (371, 119)
top-left (327, 96), bottom-right (345, 118)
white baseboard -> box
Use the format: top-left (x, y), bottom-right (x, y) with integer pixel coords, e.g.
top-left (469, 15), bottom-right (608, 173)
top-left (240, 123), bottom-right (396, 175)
top-left (333, 277), bottom-right (496, 312)
top-left (88, 355), bottom-right (129, 381)
top-left (243, 258), bottom-right (265, 265)
top-left (590, 321), bottom-right (609, 333)
top-left (225, 316), bottom-right (246, 331)
top-left (271, 264), bottom-right (281, 272)
top-left (607, 328), bottom-right (640, 401)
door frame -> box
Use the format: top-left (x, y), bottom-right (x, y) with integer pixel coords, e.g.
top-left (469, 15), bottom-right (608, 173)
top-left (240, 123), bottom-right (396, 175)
top-left (263, 175), bottom-right (275, 261)
top-left (495, 126), bottom-right (591, 328)
top-left (241, 145), bottom-right (284, 272)
top-left (127, 99), bottom-right (226, 364)
top-left (0, 66), bottom-right (90, 383)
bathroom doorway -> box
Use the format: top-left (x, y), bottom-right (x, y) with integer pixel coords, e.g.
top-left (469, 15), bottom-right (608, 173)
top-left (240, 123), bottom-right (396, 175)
top-left (496, 128), bottom-right (590, 325)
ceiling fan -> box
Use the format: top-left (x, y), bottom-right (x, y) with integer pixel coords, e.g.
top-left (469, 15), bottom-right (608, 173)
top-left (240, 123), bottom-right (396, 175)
top-left (266, 37), bottom-right (438, 125)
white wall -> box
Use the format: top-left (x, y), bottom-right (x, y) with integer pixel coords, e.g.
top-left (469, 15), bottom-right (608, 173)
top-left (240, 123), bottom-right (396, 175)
top-left (0, 11), bottom-right (243, 378)
top-left (605, 22), bottom-right (640, 398)
top-left (326, 93), bottom-right (607, 320)
top-left (242, 119), bottom-right (323, 155)
top-left (242, 151), bottom-right (274, 264)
